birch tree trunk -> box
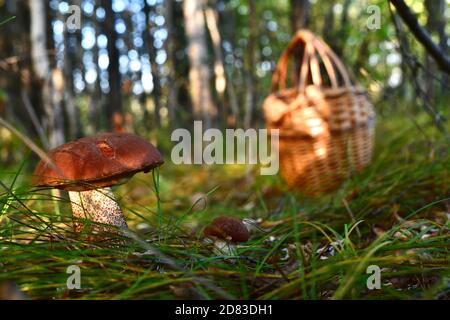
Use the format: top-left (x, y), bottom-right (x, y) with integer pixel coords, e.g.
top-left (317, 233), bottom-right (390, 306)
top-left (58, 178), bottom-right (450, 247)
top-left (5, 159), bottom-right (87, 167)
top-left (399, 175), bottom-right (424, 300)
top-left (30, 0), bottom-right (65, 148)
top-left (204, 0), bottom-right (239, 127)
top-left (204, 2), bottom-right (225, 101)
top-left (183, 0), bottom-right (217, 128)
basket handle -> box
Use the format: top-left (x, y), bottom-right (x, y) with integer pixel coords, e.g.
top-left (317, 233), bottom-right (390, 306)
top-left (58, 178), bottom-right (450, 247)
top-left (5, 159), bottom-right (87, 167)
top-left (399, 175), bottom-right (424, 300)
top-left (271, 30), bottom-right (354, 93)
top-left (312, 37), bottom-right (355, 89)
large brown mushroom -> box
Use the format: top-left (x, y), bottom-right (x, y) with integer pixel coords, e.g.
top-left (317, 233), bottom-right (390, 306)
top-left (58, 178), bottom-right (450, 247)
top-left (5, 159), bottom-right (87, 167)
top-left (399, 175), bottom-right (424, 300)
top-left (33, 132), bottom-right (163, 233)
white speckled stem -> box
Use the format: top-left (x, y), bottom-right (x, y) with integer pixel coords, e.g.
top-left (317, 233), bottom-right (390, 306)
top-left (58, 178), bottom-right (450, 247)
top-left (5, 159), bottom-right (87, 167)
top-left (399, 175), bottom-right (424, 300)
top-left (212, 239), bottom-right (237, 257)
top-left (68, 187), bottom-right (128, 232)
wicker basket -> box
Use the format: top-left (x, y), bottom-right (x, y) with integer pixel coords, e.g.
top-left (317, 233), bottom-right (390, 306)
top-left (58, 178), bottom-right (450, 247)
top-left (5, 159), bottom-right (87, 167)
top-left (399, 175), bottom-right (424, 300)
top-left (263, 30), bottom-right (375, 195)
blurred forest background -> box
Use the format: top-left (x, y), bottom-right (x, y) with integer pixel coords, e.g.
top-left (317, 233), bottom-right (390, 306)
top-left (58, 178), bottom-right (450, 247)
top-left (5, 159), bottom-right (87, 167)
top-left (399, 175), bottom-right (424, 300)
top-left (0, 0), bottom-right (448, 159)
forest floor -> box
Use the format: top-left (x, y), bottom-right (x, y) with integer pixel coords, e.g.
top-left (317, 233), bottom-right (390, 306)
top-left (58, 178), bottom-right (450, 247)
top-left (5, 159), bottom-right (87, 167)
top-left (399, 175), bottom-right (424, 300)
top-left (0, 109), bottom-right (449, 300)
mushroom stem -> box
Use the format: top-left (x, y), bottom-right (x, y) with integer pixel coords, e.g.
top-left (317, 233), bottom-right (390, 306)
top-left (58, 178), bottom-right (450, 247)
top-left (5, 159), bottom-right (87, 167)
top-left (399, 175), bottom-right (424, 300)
top-left (212, 239), bottom-right (237, 257)
top-left (68, 187), bottom-right (128, 232)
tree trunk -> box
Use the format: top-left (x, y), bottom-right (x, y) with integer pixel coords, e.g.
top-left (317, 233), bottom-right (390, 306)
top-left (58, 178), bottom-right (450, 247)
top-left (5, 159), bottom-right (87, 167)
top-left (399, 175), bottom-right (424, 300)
top-left (183, 0), bottom-right (217, 128)
top-left (322, 2), bottom-right (335, 44)
top-left (424, 0), bottom-right (449, 96)
top-left (290, 0), bottom-right (309, 33)
top-left (334, 0), bottom-right (351, 57)
top-left (61, 7), bottom-right (80, 140)
top-left (243, 0), bottom-right (257, 129)
top-left (0, 0), bottom-right (37, 140)
top-left (143, 0), bottom-right (162, 128)
top-left (424, 0), bottom-right (447, 51)
top-left (30, 0), bottom-right (64, 148)
top-left (290, 0), bottom-right (310, 88)
top-left (204, 0), bottom-right (226, 120)
top-left (164, 0), bottom-right (178, 128)
top-left (204, 0), bottom-right (239, 127)
top-left (102, 0), bottom-right (123, 130)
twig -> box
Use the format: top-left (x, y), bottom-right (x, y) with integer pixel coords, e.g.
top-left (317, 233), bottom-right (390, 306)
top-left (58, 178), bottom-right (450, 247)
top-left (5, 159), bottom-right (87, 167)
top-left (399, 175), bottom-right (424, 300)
top-left (0, 16), bottom-right (15, 28)
top-left (389, 0), bottom-right (450, 74)
top-left (20, 90), bottom-right (49, 149)
top-left (0, 117), bottom-right (64, 175)
top-left (388, 4), bottom-right (449, 138)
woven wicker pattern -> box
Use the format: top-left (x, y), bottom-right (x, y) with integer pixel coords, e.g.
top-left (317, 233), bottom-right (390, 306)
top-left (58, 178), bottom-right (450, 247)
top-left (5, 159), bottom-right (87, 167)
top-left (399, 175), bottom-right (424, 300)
top-left (263, 30), bottom-right (375, 195)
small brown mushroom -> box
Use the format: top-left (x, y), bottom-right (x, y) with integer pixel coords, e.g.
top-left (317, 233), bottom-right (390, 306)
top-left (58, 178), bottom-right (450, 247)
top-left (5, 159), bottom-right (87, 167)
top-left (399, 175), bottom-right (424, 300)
top-left (203, 216), bottom-right (250, 242)
top-left (32, 132), bottom-right (163, 233)
top-left (203, 216), bottom-right (250, 256)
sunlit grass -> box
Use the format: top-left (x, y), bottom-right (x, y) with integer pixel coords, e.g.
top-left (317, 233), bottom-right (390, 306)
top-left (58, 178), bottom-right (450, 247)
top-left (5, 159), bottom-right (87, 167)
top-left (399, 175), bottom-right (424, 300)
top-left (0, 109), bottom-right (449, 300)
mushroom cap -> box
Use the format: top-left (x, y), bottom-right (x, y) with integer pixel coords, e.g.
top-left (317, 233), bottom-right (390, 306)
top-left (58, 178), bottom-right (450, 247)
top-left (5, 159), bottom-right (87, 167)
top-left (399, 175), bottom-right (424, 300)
top-left (32, 132), bottom-right (164, 191)
top-left (203, 216), bottom-right (250, 243)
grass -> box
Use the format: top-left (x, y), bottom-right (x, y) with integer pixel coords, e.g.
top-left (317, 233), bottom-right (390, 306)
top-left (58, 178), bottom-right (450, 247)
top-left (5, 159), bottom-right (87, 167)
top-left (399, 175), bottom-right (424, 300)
top-left (0, 109), bottom-right (449, 300)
